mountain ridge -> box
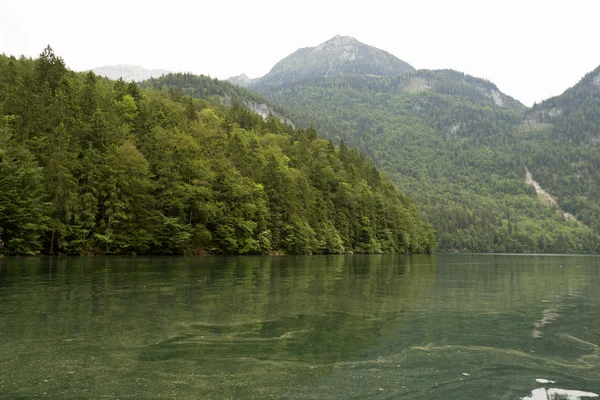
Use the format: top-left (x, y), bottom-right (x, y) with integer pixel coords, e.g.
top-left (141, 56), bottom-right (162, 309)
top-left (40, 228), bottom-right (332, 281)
top-left (228, 35), bottom-right (415, 88)
top-left (516, 64), bottom-right (600, 235)
top-left (92, 64), bottom-right (171, 82)
top-left (139, 72), bottom-right (293, 126)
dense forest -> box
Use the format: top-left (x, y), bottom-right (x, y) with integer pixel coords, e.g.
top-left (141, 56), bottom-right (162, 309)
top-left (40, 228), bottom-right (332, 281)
top-left (249, 69), bottom-right (599, 253)
top-left (0, 47), bottom-right (435, 256)
top-left (139, 72), bottom-right (291, 126)
top-left (141, 72), bottom-right (282, 114)
top-left (519, 65), bottom-right (600, 235)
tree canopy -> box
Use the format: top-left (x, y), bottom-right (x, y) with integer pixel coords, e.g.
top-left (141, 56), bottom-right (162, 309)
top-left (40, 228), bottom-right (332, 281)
top-left (248, 70), bottom-right (599, 253)
top-left (0, 48), bottom-right (435, 255)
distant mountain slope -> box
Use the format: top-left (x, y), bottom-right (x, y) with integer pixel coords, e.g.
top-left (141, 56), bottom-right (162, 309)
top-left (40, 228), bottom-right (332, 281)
top-left (227, 73), bottom-right (253, 88)
top-left (517, 65), bottom-right (600, 234)
top-left (404, 69), bottom-right (524, 110)
top-left (92, 64), bottom-right (170, 81)
top-left (245, 37), bottom-right (598, 253)
top-left (139, 72), bottom-right (291, 123)
top-left (529, 65), bottom-right (600, 118)
top-left (230, 36), bottom-right (415, 88)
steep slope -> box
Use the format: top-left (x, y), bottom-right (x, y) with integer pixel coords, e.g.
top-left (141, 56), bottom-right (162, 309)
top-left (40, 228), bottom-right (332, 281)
top-left (244, 39), bottom-right (598, 253)
top-left (517, 65), bottom-right (600, 235)
top-left (0, 48), bottom-right (435, 255)
top-left (524, 167), bottom-right (580, 223)
top-left (92, 64), bottom-right (170, 81)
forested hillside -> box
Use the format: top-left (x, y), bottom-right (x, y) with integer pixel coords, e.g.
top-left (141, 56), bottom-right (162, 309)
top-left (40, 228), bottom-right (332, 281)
top-left (519, 66), bottom-right (600, 234)
top-left (233, 37), bottom-right (600, 253)
top-left (141, 73), bottom-right (277, 111)
top-left (0, 47), bottom-right (435, 256)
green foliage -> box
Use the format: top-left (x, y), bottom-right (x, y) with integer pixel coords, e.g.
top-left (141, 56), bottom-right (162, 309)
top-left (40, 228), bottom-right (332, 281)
top-left (250, 68), bottom-right (599, 253)
top-left (139, 72), bottom-right (287, 118)
top-left (519, 66), bottom-right (600, 239)
top-left (0, 118), bottom-right (48, 255)
top-left (0, 49), bottom-right (434, 255)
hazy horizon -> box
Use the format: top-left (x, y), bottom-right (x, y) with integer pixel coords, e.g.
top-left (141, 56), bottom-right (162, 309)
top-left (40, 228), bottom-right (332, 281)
top-left (3, 0), bottom-right (599, 106)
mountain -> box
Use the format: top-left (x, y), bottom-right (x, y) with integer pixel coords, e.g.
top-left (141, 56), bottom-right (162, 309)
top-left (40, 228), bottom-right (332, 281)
top-left (516, 65), bottom-right (600, 234)
top-left (236, 37), bottom-right (599, 253)
top-left (230, 35), bottom-right (415, 88)
top-left (87, 36), bottom-right (599, 254)
top-left (0, 48), bottom-right (435, 255)
top-left (227, 73), bottom-right (253, 88)
top-left (92, 64), bottom-right (170, 81)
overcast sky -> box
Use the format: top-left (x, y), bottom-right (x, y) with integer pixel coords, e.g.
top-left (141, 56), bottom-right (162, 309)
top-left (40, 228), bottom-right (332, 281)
top-left (2, 0), bottom-right (599, 106)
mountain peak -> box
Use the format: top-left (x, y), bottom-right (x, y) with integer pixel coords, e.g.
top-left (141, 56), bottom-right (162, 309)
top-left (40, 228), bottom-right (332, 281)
top-left (227, 73), bottom-right (253, 88)
top-left (314, 35), bottom-right (362, 61)
top-left (255, 36), bottom-right (414, 87)
top-left (317, 35), bottom-right (358, 48)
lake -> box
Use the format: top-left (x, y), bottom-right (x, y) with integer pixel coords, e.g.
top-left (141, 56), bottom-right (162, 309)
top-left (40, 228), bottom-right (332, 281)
top-left (0, 254), bottom-right (599, 399)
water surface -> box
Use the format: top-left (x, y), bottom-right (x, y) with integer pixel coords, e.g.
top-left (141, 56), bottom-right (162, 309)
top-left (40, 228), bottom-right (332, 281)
top-left (0, 254), bottom-right (599, 399)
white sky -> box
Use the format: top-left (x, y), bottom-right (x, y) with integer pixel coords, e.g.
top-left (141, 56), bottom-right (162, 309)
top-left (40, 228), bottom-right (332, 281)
top-left (2, 0), bottom-right (599, 106)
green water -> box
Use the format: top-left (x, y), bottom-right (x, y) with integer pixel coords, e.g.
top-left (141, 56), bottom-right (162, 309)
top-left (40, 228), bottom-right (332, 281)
top-left (0, 254), bottom-right (599, 399)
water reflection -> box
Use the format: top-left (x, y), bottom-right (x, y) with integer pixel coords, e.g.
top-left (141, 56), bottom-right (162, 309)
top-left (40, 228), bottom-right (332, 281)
top-left (523, 387), bottom-right (598, 399)
top-left (0, 254), bottom-right (598, 399)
